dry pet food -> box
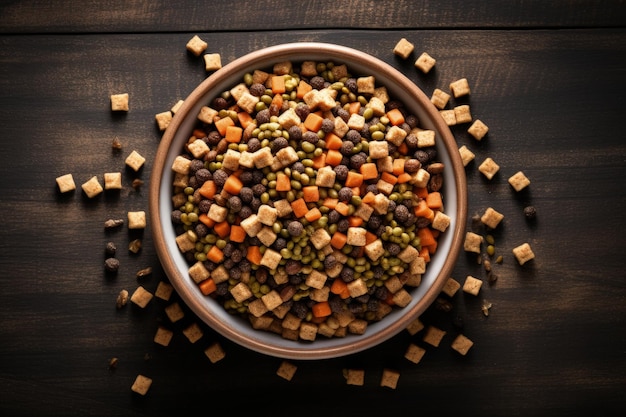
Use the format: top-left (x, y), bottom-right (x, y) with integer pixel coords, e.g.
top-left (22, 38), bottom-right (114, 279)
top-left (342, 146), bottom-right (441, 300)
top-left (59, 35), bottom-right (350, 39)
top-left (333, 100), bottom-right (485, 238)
top-left (56, 173), bottom-right (76, 193)
top-left (393, 38), bottom-right (414, 59)
top-left (111, 93), bottom-right (129, 111)
top-left (130, 375), bottom-right (152, 395)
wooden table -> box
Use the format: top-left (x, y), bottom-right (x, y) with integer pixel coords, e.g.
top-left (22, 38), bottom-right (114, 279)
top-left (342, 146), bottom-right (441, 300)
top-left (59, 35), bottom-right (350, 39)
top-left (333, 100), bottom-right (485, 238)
top-left (1, 1), bottom-right (625, 415)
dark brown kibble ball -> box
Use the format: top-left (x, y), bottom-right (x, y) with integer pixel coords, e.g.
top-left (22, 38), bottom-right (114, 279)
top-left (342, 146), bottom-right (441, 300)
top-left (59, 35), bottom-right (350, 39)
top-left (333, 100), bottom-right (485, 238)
top-left (104, 258), bottom-right (120, 273)
top-left (524, 205), bottom-right (537, 219)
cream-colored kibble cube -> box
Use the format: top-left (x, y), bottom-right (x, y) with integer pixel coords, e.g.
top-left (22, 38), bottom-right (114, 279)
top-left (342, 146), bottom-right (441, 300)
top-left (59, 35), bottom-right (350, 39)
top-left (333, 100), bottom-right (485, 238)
top-left (260, 248), bottom-right (282, 270)
top-left (439, 109), bottom-right (457, 126)
top-left (512, 242), bottom-right (535, 265)
top-left (198, 106), bottom-right (218, 124)
top-left (248, 298), bottom-right (269, 317)
top-left (186, 35), bottom-right (208, 56)
top-left (276, 361), bottom-right (298, 381)
top-left (346, 227), bottom-right (367, 246)
top-left (380, 368), bottom-right (400, 389)
top-left (347, 278), bottom-right (368, 298)
top-left (204, 342), bottom-right (226, 363)
top-left (81, 176), bottom-right (103, 198)
top-left (207, 204), bottom-right (228, 223)
top-left (405, 343), bottom-right (427, 364)
top-left (450, 78), bottom-right (471, 97)
top-left (299, 321), bottom-right (318, 341)
top-left (406, 317), bottom-right (425, 335)
top-left (451, 334), bottom-right (474, 355)
top-left (261, 290), bottom-right (283, 311)
top-left (187, 139), bottom-right (210, 159)
top-left (454, 104), bottom-right (472, 124)
top-left (171, 155), bottom-right (191, 174)
top-left (104, 172), bottom-right (122, 190)
top-left (464, 231), bottom-right (483, 253)
top-left (56, 173), bottom-right (76, 193)
top-left (432, 211), bottom-right (451, 232)
top-left (343, 368), bottom-right (365, 386)
top-left (347, 113), bottom-right (365, 130)
top-left (125, 150), bottom-right (146, 172)
top-left (357, 75), bottom-right (376, 94)
top-left (188, 261), bottom-right (210, 284)
top-left (110, 93), bottom-right (129, 111)
top-left (368, 140), bottom-right (389, 159)
top-left (508, 171), bottom-right (531, 192)
top-left (463, 275), bottom-right (483, 296)
top-left (431, 88), bottom-right (450, 109)
top-left (155, 281), bottom-right (173, 301)
top-left (481, 207), bottom-right (504, 229)
top-left (478, 157), bottom-right (500, 180)
top-left (393, 38), bottom-right (414, 59)
top-left (416, 129), bottom-right (436, 148)
top-left (385, 125), bottom-right (407, 146)
top-left (458, 145), bottom-right (475, 167)
top-left (155, 111), bottom-right (172, 131)
top-left (230, 282), bottom-right (253, 303)
top-left (131, 375), bottom-right (152, 396)
top-left (204, 53), bottom-right (222, 71)
top-left (441, 277), bottom-right (461, 297)
top-left (128, 211), bottom-right (146, 229)
top-left (170, 99), bottom-right (184, 114)
top-left (415, 52), bottom-right (436, 73)
top-left (423, 325), bottom-right (446, 347)
top-left (310, 228), bottom-right (332, 250)
top-left (468, 119), bottom-right (489, 140)
top-left (153, 326), bottom-right (174, 346)
top-left (348, 319), bottom-right (368, 335)
top-left (130, 286), bottom-right (153, 308)
top-left (305, 270), bottom-right (328, 290)
top-left (392, 288), bottom-right (412, 307)
top-left (164, 302), bottom-right (185, 322)
top-left (366, 96), bottom-right (386, 116)
top-left (182, 322), bottom-right (203, 343)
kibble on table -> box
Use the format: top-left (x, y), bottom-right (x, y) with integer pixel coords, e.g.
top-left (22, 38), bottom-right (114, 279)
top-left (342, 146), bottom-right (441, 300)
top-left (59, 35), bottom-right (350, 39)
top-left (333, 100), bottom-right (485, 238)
top-left (463, 275), bottom-right (483, 296)
top-left (56, 173), bottom-right (76, 193)
top-left (414, 52), bottom-right (436, 73)
top-left (110, 93), bottom-right (129, 111)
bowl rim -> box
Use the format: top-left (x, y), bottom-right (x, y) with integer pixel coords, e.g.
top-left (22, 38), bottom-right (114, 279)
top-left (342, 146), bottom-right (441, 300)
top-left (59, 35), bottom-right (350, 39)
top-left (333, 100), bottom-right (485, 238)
top-left (149, 42), bottom-right (467, 359)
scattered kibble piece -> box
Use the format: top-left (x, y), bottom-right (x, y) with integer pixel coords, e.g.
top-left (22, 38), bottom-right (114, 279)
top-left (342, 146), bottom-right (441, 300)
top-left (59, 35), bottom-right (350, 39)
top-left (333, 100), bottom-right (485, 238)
top-left (127, 211), bottom-right (146, 229)
top-left (441, 277), bottom-right (461, 297)
top-left (155, 111), bottom-right (173, 131)
top-left (155, 281), bottom-right (174, 301)
top-left (343, 368), bottom-right (365, 386)
top-left (164, 302), bottom-right (185, 323)
top-left (458, 145), bottom-right (475, 167)
top-left (405, 317), bottom-right (425, 336)
top-left (56, 173), bottom-right (76, 193)
top-left (105, 241), bottom-right (117, 256)
top-left (130, 374), bottom-right (152, 396)
top-left (108, 357), bottom-right (119, 370)
top-left (81, 176), bottom-right (103, 198)
top-left (136, 266), bottom-right (152, 279)
top-left (170, 99), bottom-right (184, 114)
top-left (203, 53), bottom-right (222, 71)
top-left (204, 342), bottom-right (226, 363)
top-left (449, 78), bottom-right (471, 97)
top-left (439, 109), bottom-right (457, 126)
top-left (380, 368), bottom-right (400, 389)
top-left (130, 286), bottom-right (153, 308)
top-left (116, 289), bottom-right (129, 308)
top-left (131, 178), bottom-right (144, 190)
top-left (153, 326), bottom-right (174, 346)
top-left (478, 157), bottom-right (500, 180)
top-left (110, 93), bottom-right (129, 112)
top-left (524, 205), bottom-right (537, 219)
top-left (481, 207), bottom-right (505, 229)
top-left (508, 170), bottom-right (531, 192)
top-left (276, 361), bottom-right (298, 381)
top-left (453, 104), bottom-right (472, 124)
top-left (463, 275), bottom-right (483, 296)
top-left (104, 218), bottom-right (124, 229)
top-left (182, 322), bottom-right (204, 343)
top-left (128, 238), bottom-right (142, 253)
top-left (468, 119), bottom-right (489, 140)
top-left (104, 257), bottom-right (120, 273)
top-left (423, 325), bottom-right (446, 347)
top-left (104, 172), bottom-right (122, 190)
top-left (111, 136), bottom-right (122, 150)
top-left (125, 150), bottom-right (146, 172)
top-left (512, 242), bottom-right (535, 265)
top-left (431, 88), bottom-right (450, 109)
top-left (393, 38), bottom-right (414, 59)
top-left (463, 231), bottom-right (484, 253)
top-left (404, 343), bottom-right (427, 364)
top-left (481, 300), bottom-right (493, 316)
top-left (451, 334), bottom-right (474, 355)
top-left (186, 35), bottom-right (208, 57)
top-left (414, 52), bottom-right (436, 73)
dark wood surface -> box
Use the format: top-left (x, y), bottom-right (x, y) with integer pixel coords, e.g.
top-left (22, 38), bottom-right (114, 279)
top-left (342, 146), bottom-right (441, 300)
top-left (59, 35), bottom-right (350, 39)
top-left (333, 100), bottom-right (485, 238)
top-left (1, 1), bottom-right (625, 416)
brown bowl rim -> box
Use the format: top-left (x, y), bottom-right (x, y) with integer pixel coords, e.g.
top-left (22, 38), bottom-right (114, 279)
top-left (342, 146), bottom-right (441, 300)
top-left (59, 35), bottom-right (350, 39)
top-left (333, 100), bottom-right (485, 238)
top-left (150, 42), bottom-right (467, 359)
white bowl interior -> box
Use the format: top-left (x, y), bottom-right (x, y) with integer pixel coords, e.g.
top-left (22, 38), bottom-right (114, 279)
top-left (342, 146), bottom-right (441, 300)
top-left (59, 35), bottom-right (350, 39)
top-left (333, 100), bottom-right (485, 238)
top-left (154, 43), bottom-right (464, 359)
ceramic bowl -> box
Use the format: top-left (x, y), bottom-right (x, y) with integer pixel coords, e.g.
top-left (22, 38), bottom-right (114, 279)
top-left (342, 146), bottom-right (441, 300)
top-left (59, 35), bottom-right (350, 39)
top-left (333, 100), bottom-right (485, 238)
top-left (150, 42), bottom-right (467, 359)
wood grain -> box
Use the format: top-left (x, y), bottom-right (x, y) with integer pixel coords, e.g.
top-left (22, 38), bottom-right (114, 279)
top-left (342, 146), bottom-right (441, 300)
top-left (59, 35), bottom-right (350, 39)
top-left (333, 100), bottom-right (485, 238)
top-left (0, 11), bottom-right (625, 417)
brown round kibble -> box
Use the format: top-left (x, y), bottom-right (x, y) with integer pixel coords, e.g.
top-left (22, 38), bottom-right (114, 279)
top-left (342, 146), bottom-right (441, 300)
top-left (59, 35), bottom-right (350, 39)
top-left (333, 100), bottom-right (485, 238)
top-left (105, 257), bottom-right (120, 273)
top-left (524, 205), bottom-right (537, 219)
